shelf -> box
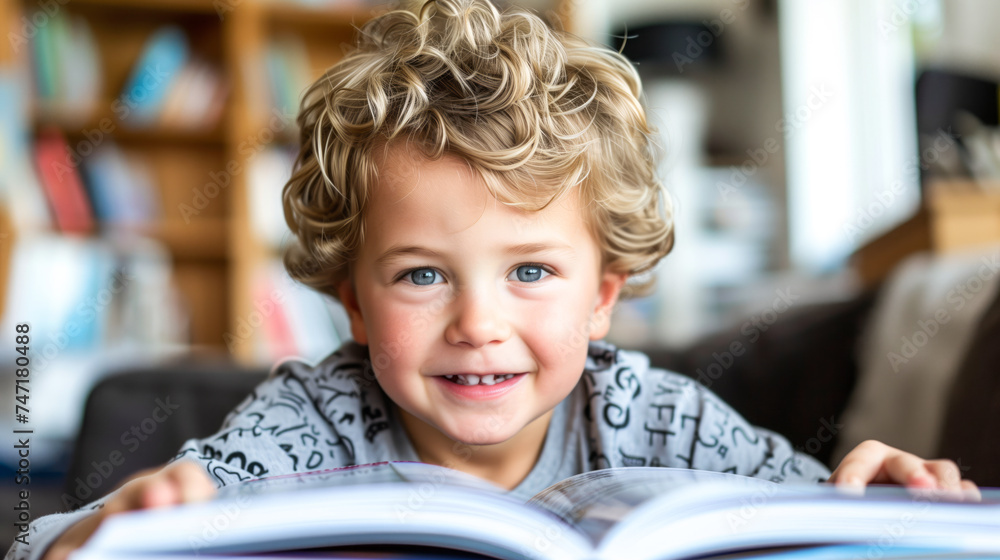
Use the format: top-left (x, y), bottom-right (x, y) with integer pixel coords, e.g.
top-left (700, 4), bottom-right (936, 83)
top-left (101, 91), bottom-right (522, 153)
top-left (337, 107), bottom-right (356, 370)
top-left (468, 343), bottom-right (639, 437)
top-left (48, 121), bottom-right (228, 146)
top-left (927, 180), bottom-right (1000, 253)
top-left (65, 0), bottom-right (221, 15)
top-left (34, 104), bottom-right (227, 146)
top-left (6, 0), bottom-right (393, 358)
top-left (108, 124), bottom-right (226, 145)
top-left (261, 3), bottom-right (384, 29)
top-left (927, 179), bottom-right (1000, 212)
top-left (133, 219), bottom-right (229, 260)
top-left (851, 180), bottom-right (1000, 287)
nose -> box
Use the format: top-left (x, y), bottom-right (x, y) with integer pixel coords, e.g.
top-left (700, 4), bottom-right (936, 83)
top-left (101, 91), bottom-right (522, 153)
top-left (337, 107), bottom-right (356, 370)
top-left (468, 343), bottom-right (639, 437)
top-left (444, 287), bottom-right (512, 348)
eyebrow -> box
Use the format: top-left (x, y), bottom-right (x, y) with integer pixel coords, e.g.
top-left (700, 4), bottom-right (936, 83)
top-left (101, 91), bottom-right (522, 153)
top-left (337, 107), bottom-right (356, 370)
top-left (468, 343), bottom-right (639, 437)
top-left (374, 242), bottom-right (576, 266)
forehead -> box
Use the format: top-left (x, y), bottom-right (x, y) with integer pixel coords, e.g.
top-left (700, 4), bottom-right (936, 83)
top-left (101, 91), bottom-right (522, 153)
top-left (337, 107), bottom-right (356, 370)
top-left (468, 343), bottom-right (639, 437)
top-left (367, 143), bottom-right (591, 243)
top-left (372, 143), bottom-right (487, 232)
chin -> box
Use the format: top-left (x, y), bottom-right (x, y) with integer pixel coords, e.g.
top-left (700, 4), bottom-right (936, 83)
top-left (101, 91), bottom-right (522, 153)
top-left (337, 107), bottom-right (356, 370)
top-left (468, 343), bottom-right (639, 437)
top-left (440, 420), bottom-right (520, 447)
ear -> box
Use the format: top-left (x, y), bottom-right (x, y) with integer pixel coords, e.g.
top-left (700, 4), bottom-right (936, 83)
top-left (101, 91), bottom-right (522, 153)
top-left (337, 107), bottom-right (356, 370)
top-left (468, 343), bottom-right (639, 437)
top-left (337, 279), bottom-right (369, 345)
top-left (588, 270), bottom-right (628, 341)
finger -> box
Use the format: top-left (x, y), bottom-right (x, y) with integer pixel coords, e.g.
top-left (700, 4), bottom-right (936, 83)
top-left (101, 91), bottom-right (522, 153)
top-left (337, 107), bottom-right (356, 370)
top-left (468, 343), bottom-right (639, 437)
top-left (961, 480), bottom-right (982, 502)
top-left (108, 464), bottom-right (183, 512)
top-left (139, 478), bottom-right (180, 509)
top-left (881, 452), bottom-right (936, 488)
top-left (923, 460), bottom-right (963, 492)
top-left (100, 464), bottom-right (170, 514)
top-left (829, 440), bottom-right (889, 486)
top-left (163, 460), bottom-right (217, 503)
top-left (102, 483), bottom-right (147, 516)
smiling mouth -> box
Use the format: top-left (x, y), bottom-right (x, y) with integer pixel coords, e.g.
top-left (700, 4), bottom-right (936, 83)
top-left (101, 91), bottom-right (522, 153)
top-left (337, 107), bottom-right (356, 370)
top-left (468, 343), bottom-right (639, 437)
top-left (441, 373), bottom-right (519, 386)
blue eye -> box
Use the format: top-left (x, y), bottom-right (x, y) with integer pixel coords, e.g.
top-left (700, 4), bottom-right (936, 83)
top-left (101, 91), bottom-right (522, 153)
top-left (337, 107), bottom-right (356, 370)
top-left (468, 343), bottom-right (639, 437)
top-left (509, 264), bottom-right (549, 283)
top-left (407, 268), bottom-right (440, 286)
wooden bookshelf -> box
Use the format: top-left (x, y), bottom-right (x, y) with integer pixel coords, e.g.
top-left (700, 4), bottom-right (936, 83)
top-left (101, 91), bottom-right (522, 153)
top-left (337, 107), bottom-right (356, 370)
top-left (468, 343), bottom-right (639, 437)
top-left (1, 0), bottom-right (579, 362)
top-left (852, 180), bottom-right (1000, 288)
top-left (67, 0), bottom-right (221, 13)
top-left (926, 180), bottom-right (1000, 251)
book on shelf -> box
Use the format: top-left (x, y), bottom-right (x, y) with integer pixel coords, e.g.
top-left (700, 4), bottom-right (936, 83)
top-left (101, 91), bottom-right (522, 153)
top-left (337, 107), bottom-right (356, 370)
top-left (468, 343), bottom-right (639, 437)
top-left (244, 148), bottom-right (348, 364)
top-left (25, 11), bottom-right (223, 129)
top-left (159, 58), bottom-right (229, 130)
top-left (246, 261), bottom-right (344, 365)
top-left (248, 146), bottom-right (297, 248)
top-left (1, 234), bottom-right (188, 353)
top-left (252, 262), bottom-right (299, 360)
top-left (30, 131), bottom-right (162, 233)
top-left (80, 141), bottom-right (160, 227)
top-left (32, 128), bottom-right (95, 233)
top-left (265, 34), bottom-right (312, 120)
top-left (0, 71), bottom-right (51, 232)
top-left (119, 25), bottom-right (189, 127)
top-left (71, 461), bottom-right (999, 560)
top-left (2, 235), bottom-right (114, 350)
top-left (116, 25), bottom-right (227, 130)
top-left (27, 8), bottom-right (101, 115)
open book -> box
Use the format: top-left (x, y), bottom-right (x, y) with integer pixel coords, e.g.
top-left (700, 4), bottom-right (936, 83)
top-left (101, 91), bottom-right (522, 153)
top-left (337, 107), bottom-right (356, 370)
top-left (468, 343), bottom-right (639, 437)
top-left (71, 461), bottom-right (1000, 560)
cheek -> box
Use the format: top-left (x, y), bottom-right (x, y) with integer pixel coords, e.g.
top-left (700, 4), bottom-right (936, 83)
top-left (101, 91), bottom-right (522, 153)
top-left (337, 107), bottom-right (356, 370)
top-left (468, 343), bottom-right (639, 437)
top-left (363, 300), bottom-right (437, 374)
top-left (516, 287), bottom-right (597, 366)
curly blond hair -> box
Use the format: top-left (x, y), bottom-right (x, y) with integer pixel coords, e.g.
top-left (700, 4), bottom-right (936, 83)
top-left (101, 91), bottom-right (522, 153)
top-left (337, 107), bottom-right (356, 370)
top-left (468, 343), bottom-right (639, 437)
top-left (282, 0), bottom-right (673, 299)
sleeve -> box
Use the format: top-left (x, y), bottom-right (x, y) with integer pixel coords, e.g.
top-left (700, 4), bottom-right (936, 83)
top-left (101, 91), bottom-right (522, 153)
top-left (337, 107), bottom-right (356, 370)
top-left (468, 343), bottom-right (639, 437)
top-left (4, 366), bottom-right (337, 560)
top-left (586, 347), bottom-right (831, 484)
top-left (635, 367), bottom-right (831, 483)
top-left (682, 381), bottom-right (831, 483)
top-left (172, 371), bottom-right (343, 486)
top-left (4, 496), bottom-right (110, 560)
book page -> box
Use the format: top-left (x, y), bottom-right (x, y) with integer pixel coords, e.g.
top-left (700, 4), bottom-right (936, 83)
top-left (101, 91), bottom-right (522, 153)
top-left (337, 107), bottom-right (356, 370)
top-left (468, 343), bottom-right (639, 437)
top-left (216, 461), bottom-right (504, 499)
top-left (602, 483), bottom-right (1000, 560)
top-left (81, 462), bottom-right (593, 560)
top-left (527, 467), bottom-right (777, 547)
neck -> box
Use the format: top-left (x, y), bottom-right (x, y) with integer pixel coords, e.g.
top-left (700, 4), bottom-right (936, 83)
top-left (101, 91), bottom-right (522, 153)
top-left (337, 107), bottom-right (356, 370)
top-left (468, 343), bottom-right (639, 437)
top-left (398, 408), bottom-right (553, 491)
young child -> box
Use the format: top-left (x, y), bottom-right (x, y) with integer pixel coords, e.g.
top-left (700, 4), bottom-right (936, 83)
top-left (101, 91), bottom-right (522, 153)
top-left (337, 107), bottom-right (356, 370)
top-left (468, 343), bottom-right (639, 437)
top-left (11, 1), bottom-right (977, 559)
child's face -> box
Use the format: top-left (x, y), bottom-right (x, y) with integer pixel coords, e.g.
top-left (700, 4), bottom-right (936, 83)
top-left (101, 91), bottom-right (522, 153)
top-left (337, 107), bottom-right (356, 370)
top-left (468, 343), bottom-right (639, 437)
top-left (338, 142), bottom-right (626, 448)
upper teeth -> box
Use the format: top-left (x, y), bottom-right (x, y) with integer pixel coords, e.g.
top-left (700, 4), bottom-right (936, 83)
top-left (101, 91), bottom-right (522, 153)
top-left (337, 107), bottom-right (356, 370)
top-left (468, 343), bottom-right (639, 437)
top-left (444, 373), bottom-right (516, 386)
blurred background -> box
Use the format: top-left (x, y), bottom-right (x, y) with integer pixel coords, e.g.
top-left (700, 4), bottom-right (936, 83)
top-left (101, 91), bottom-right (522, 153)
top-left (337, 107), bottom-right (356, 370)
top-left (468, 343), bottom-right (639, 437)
top-left (2, 0), bottom-right (1000, 547)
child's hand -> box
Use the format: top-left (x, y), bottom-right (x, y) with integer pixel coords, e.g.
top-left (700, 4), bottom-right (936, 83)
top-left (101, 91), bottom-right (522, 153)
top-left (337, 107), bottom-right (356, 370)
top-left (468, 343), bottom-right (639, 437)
top-left (828, 440), bottom-right (980, 499)
top-left (42, 459), bottom-right (216, 560)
